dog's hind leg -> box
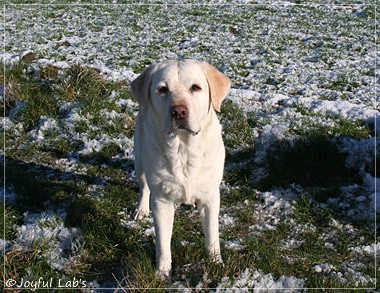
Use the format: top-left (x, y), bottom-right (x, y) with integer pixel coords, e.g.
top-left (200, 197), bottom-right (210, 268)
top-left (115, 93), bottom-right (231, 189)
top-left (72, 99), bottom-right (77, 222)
top-left (197, 193), bottom-right (222, 264)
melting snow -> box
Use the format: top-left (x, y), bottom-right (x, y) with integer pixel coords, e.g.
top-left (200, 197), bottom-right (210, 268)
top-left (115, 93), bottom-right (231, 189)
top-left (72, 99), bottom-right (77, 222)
top-left (10, 212), bottom-right (83, 272)
top-left (216, 268), bottom-right (304, 292)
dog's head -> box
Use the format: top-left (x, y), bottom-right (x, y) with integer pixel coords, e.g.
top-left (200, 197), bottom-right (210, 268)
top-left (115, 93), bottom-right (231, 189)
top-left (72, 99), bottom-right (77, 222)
top-left (131, 60), bottom-right (231, 136)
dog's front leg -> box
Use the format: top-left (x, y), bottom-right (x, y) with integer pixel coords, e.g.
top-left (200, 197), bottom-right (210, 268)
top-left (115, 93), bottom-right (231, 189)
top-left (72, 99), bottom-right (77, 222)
top-left (133, 179), bottom-right (150, 220)
top-left (152, 198), bottom-right (175, 279)
top-left (198, 193), bottom-right (222, 264)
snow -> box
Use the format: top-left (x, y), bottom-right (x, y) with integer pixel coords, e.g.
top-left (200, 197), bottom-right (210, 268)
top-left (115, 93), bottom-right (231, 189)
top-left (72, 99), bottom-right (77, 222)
top-left (314, 263), bottom-right (335, 274)
top-left (248, 189), bottom-right (295, 234)
top-left (11, 212), bottom-right (83, 272)
top-left (29, 116), bottom-right (60, 142)
top-left (78, 135), bottom-right (111, 156)
top-left (313, 262), bottom-right (375, 286)
top-left (1, 239), bottom-right (10, 255)
top-left (38, 58), bottom-right (71, 70)
top-left (220, 214), bottom-right (236, 227)
top-left (225, 240), bottom-right (245, 251)
top-left (350, 243), bottom-right (380, 256)
top-left (216, 268), bottom-right (304, 292)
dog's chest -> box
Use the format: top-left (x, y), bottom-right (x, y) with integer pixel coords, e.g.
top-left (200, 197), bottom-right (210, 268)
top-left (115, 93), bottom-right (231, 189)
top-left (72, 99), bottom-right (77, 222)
top-left (159, 137), bottom-right (205, 204)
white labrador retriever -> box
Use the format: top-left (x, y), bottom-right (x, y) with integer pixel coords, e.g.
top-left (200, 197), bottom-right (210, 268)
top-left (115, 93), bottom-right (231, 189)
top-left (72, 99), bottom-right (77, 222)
top-left (130, 59), bottom-right (230, 279)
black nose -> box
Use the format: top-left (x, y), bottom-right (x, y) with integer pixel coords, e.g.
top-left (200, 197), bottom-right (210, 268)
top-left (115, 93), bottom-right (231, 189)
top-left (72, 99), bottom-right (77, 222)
top-left (171, 105), bottom-right (188, 119)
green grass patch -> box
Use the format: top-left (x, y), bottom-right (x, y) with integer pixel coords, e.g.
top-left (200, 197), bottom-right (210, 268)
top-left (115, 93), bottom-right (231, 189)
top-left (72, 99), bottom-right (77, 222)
top-left (4, 61), bottom-right (60, 130)
top-left (1, 205), bottom-right (21, 241)
top-left (58, 65), bottom-right (109, 108)
top-left (294, 194), bottom-right (333, 226)
top-left (1, 246), bottom-right (63, 290)
top-left (220, 100), bottom-right (258, 149)
top-left (4, 61), bottom-right (135, 134)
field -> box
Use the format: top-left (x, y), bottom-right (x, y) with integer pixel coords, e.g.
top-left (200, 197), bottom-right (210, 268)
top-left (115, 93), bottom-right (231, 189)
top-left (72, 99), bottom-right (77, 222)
top-left (1, 2), bottom-right (378, 291)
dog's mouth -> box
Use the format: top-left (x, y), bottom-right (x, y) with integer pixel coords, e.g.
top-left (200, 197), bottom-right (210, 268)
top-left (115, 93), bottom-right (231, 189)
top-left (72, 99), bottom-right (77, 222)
top-left (167, 121), bottom-right (200, 136)
top-left (178, 124), bottom-right (200, 135)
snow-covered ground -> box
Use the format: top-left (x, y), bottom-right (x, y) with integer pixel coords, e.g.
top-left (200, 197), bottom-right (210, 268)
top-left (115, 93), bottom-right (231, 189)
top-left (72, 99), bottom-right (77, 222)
top-left (2, 2), bottom-right (378, 291)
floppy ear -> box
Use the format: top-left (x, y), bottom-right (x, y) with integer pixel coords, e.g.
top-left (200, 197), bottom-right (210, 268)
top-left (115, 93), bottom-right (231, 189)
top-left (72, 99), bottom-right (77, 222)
top-left (130, 64), bottom-right (157, 106)
top-left (201, 61), bottom-right (231, 112)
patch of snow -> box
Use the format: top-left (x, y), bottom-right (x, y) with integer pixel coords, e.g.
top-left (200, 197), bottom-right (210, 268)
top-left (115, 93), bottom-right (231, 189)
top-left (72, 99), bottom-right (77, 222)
top-left (333, 174), bottom-right (377, 223)
top-left (0, 239), bottom-right (10, 254)
top-left (334, 265), bottom-right (375, 287)
top-left (12, 211), bottom-right (83, 272)
top-left (338, 137), bottom-right (376, 176)
top-left (314, 263), bottom-right (335, 273)
top-left (55, 157), bottom-right (80, 173)
top-left (349, 242), bottom-right (380, 257)
top-left (29, 116), bottom-right (59, 142)
top-left (249, 189), bottom-right (295, 235)
top-left (120, 219), bottom-right (140, 230)
top-left (2, 117), bottom-right (16, 132)
top-left (78, 137), bottom-right (109, 156)
top-left (115, 98), bottom-right (138, 112)
top-left (96, 64), bottom-right (137, 83)
top-left (216, 268), bottom-right (304, 292)
top-left (225, 239), bottom-right (245, 251)
top-left (143, 226), bottom-right (155, 237)
top-left (220, 214), bottom-right (235, 227)
top-left (38, 58), bottom-right (70, 70)
top-left (313, 262), bottom-right (375, 286)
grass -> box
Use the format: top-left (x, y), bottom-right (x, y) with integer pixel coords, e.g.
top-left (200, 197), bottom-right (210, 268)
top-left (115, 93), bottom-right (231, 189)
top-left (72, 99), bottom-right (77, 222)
top-left (220, 100), bottom-right (258, 150)
top-left (2, 52), bottom-right (377, 291)
top-left (1, 205), bottom-right (20, 241)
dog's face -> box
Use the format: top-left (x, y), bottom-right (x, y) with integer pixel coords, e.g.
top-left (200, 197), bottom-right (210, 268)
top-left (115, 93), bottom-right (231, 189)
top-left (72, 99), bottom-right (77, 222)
top-left (131, 60), bottom-right (231, 136)
top-left (150, 60), bottom-right (209, 135)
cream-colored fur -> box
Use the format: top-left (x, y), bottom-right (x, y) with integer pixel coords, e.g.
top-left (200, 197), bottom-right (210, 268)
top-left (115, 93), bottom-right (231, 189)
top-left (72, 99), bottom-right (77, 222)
top-left (130, 60), bottom-right (230, 279)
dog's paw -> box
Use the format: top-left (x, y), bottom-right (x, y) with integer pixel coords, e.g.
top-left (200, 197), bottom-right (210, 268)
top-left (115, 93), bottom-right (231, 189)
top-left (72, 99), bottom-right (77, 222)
top-left (132, 208), bottom-right (150, 221)
top-left (210, 254), bottom-right (224, 266)
top-left (155, 269), bottom-right (172, 282)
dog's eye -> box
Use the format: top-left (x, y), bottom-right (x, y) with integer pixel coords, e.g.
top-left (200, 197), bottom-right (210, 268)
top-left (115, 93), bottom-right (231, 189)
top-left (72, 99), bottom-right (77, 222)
top-left (191, 84), bottom-right (201, 92)
top-left (157, 86), bottom-right (169, 96)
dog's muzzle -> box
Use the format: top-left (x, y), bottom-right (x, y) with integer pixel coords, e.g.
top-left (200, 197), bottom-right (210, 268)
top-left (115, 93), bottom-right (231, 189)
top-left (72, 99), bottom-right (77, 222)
top-left (169, 105), bottom-right (200, 136)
